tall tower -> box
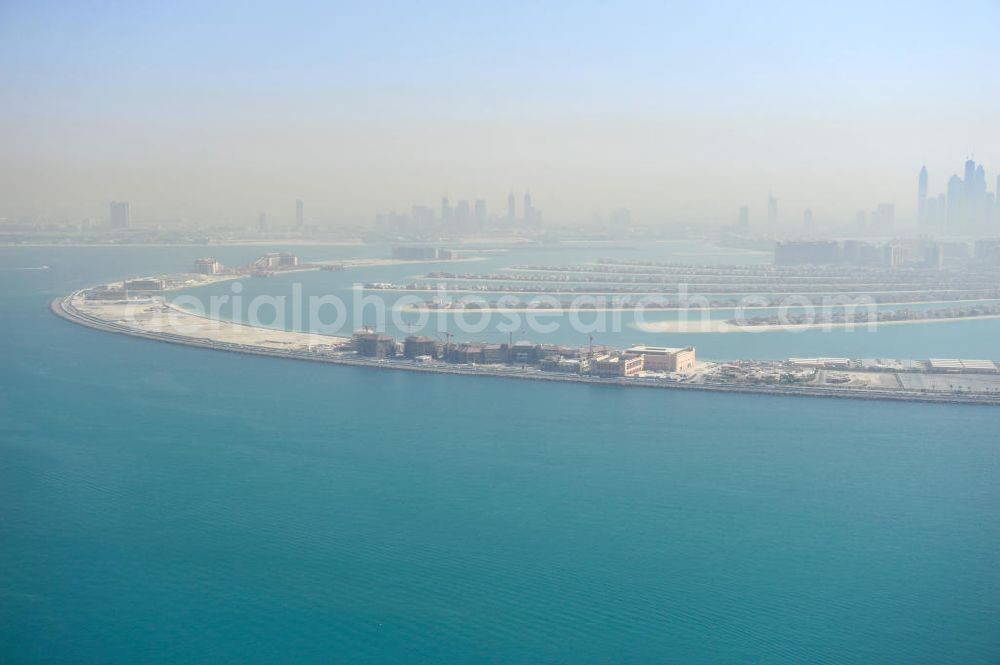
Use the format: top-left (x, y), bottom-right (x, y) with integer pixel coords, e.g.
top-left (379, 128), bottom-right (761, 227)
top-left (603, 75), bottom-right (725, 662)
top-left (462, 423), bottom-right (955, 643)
top-left (767, 194), bottom-right (778, 227)
top-left (109, 201), bottom-right (131, 229)
top-left (738, 205), bottom-right (749, 230)
top-left (964, 159), bottom-right (976, 184)
top-left (474, 199), bottom-right (487, 230)
top-left (523, 191), bottom-right (533, 224)
top-left (441, 197), bottom-right (452, 227)
top-left (295, 199), bottom-right (304, 230)
top-left (507, 191), bottom-right (516, 221)
top-left (917, 166), bottom-right (928, 227)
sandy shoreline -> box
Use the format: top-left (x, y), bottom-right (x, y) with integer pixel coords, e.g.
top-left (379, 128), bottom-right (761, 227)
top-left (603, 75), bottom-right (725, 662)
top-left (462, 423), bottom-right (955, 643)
top-left (50, 294), bottom-right (1000, 407)
top-left (633, 314), bottom-right (1000, 333)
top-left (393, 297), bottom-right (1000, 315)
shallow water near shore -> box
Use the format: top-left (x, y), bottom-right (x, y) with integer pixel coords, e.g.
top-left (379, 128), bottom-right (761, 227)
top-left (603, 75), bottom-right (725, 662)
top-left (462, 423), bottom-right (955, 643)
top-left (1, 244), bottom-right (999, 663)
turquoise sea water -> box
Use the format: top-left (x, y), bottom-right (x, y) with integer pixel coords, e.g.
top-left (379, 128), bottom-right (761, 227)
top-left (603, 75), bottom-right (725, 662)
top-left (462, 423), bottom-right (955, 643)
top-left (171, 243), bottom-right (1000, 360)
top-left (1, 245), bottom-right (999, 663)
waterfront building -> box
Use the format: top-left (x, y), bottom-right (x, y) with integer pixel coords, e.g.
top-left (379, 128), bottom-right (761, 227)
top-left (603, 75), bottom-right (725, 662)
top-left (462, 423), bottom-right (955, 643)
top-left (446, 343), bottom-right (484, 364)
top-left (540, 357), bottom-right (591, 374)
top-left (510, 341), bottom-right (538, 364)
top-left (123, 278), bottom-right (164, 292)
top-left (254, 252), bottom-right (298, 268)
top-left (591, 354), bottom-right (644, 378)
top-left (194, 258), bottom-right (223, 275)
top-left (482, 344), bottom-right (507, 364)
top-left (84, 285), bottom-right (128, 300)
top-left (353, 332), bottom-right (396, 359)
top-left (927, 359), bottom-right (999, 373)
top-left (403, 335), bottom-right (438, 359)
top-left (625, 346), bottom-right (696, 373)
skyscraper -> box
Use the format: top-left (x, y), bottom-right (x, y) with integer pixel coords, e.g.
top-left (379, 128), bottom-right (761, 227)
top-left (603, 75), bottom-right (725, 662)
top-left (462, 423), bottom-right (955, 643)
top-left (258, 212), bottom-right (268, 232)
top-left (523, 191), bottom-right (534, 224)
top-left (802, 208), bottom-right (814, 232)
top-left (295, 199), bottom-right (304, 230)
top-left (738, 205), bottom-right (749, 230)
top-left (767, 194), bottom-right (778, 227)
top-left (974, 164), bottom-right (988, 225)
top-left (917, 166), bottom-right (928, 226)
top-left (507, 191), bottom-right (516, 221)
top-left (474, 199), bottom-right (487, 230)
top-left (441, 197), bottom-right (452, 227)
top-left (109, 201), bottom-right (131, 229)
top-left (964, 159), bottom-right (976, 187)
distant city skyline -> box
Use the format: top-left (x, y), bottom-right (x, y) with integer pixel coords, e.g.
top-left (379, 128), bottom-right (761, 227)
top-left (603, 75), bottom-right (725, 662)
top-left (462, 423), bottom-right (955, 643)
top-left (918, 159), bottom-right (999, 230)
top-left (1, 2), bottom-right (997, 225)
top-left (20, 153), bottom-right (1000, 235)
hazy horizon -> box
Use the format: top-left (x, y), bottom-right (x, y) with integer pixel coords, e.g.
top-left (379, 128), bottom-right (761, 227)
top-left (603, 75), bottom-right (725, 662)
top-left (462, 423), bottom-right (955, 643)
top-left (2, 1), bottom-right (998, 226)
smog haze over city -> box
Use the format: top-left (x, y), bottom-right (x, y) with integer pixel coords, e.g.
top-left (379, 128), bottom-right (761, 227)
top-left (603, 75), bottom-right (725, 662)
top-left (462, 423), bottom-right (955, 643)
top-left (3, 3), bottom-right (1000, 665)
top-left (2, 1), bottom-right (998, 227)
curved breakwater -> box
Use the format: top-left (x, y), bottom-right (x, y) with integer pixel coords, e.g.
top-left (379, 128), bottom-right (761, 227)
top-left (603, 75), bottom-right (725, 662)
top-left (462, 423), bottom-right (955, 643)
top-left (51, 290), bottom-right (1000, 406)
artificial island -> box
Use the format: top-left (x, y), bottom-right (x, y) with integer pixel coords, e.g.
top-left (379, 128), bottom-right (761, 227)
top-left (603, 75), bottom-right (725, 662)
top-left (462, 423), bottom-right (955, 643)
top-left (51, 246), bottom-right (1000, 406)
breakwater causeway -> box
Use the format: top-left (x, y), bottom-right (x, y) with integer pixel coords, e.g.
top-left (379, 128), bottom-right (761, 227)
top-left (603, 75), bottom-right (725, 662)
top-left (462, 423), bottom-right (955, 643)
top-left (51, 289), bottom-right (1000, 406)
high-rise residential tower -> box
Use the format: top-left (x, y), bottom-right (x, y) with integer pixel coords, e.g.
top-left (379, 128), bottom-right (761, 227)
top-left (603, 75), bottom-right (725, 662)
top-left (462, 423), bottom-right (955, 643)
top-left (441, 197), bottom-right (452, 227)
top-left (109, 201), bottom-right (131, 229)
top-left (738, 205), bottom-right (749, 230)
top-left (295, 199), bottom-right (304, 229)
top-left (767, 194), bottom-right (778, 227)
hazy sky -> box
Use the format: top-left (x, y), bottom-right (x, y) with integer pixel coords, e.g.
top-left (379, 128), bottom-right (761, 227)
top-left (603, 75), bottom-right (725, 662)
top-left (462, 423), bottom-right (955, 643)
top-left (2, 1), bottom-right (998, 227)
